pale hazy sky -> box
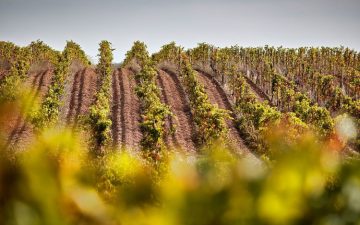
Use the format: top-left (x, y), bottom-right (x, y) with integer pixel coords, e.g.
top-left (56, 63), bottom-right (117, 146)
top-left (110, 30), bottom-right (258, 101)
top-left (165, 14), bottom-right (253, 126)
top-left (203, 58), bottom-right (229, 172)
top-left (1, 0), bottom-right (359, 62)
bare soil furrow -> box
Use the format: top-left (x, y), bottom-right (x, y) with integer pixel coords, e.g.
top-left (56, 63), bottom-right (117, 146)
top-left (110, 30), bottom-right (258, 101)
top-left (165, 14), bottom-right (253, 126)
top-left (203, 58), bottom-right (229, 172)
top-left (243, 74), bottom-right (272, 103)
top-left (111, 68), bottom-right (142, 149)
top-left (5, 69), bottom-right (52, 149)
top-left (126, 68), bottom-right (142, 148)
top-left (9, 70), bottom-right (48, 143)
top-left (111, 69), bottom-right (121, 146)
top-left (66, 67), bottom-right (97, 127)
top-left (118, 69), bottom-right (126, 146)
top-left (156, 70), bottom-right (178, 149)
top-left (157, 69), bottom-right (196, 151)
top-left (67, 70), bottom-right (82, 124)
top-left (195, 70), bottom-right (250, 153)
top-left (75, 69), bottom-right (86, 123)
top-left (79, 68), bottom-right (97, 116)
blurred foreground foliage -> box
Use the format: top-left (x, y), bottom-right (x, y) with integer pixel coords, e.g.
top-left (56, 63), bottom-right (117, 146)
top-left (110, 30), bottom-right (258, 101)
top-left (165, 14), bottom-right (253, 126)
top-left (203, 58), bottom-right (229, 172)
top-left (1, 94), bottom-right (360, 225)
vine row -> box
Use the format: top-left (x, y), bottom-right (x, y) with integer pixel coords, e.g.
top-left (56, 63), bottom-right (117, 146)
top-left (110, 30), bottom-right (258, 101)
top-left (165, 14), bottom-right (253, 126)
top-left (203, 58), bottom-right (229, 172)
top-left (88, 41), bottom-right (113, 151)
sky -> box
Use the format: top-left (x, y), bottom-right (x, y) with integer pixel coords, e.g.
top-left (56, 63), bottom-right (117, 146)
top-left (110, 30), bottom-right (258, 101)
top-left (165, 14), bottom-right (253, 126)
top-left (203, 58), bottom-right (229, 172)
top-left (1, 0), bottom-right (359, 62)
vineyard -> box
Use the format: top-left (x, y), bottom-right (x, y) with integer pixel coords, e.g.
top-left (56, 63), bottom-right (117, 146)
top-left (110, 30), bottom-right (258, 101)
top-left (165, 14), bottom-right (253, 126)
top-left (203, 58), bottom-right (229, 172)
top-left (1, 40), bottom-right (358, 156)
top-left (0, 40), bottom-right (360, 224)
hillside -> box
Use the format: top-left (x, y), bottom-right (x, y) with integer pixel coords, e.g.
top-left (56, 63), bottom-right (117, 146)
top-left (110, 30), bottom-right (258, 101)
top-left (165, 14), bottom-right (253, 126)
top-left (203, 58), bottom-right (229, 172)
top-left (1, 41), bottom-right (359, 156)
top-left (1, 40), bottom-right (360, 225)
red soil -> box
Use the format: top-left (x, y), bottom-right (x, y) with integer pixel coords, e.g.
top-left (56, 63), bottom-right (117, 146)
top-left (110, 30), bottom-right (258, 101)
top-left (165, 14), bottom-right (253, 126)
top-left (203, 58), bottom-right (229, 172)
top-left (66, 67), bottom-right (98, 126)
top-left (156, 69), bottom-right (196, 152)
top-left (111, 68), bottom-right (142, 150)
top-left (195, 70), bottom-right (251, 154)
top-left (4, 69), bottom-right (53, 150)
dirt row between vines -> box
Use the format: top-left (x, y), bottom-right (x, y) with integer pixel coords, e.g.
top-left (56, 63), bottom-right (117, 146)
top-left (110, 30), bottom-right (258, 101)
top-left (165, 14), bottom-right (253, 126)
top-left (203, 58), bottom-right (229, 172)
top-left (65, 67), bottom-right (98, 126)
top-left (195, 70), bottom-right (253, 155)
top-left (242, 75), bottom-right (271, 103)
top-left (156, 69), bottom-right (196, 152)
top-left (111, 68), bottom-right (142, 150)
top-left (4, 69), bottom-right (53, 150)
